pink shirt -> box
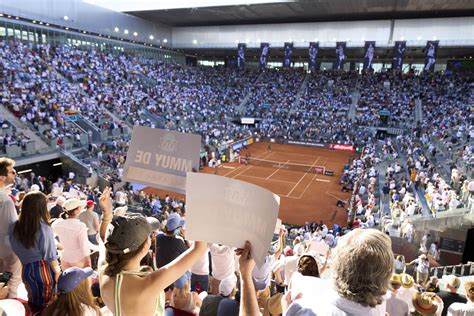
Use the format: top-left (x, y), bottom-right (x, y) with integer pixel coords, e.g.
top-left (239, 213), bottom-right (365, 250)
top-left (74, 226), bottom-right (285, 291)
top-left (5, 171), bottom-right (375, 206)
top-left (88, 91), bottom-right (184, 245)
top-left (52, 218), bottom-right (89, 263)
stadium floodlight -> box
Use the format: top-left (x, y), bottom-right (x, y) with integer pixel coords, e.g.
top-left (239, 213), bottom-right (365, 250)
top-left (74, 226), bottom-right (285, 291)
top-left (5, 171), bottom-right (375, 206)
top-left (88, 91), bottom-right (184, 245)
top-left (163, 38), bottom-right (168, 43)
top-left (114, 27), bottom-right (119, 32)
top-left (0, 14), bottom-right (3, 17)
top-left (46, 23), bottom-right (49, 26)
top-left (63, 15), bottom-right (69, 21)
top-left (124, 29), bottom-right (129, 34)
top-left (32, 20), bottom-right (36, 23)
top-left (65, 27), bottom-right (69, 30)
top-left (149, 35), bottom-right (154, 40)
top-left (133, 32), bottom-right (138, 36)
top-left (192, 39), bottom-right (197, 44)
top-left (39, 21), bottom-right (43, 25)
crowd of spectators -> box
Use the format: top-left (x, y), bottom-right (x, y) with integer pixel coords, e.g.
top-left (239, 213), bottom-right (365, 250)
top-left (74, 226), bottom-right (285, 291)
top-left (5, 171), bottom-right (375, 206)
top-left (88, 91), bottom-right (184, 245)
top-left (2, 155), bottom-right (473, 315)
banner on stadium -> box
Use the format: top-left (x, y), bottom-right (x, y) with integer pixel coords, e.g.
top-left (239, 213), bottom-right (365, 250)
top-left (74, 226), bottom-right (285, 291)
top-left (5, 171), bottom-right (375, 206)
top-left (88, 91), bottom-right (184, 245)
top-left (122, 126), bottom-right (201, 194)
top-left (392, 41), bottom-right (406, 70)
top-left (308, 42), bottom-right (319, 70)
top-left (363, 41), bottom-right (376, 70)
top-left (259, 42), bottom-right (270, 68)
top-left (283, 42), bottom-right (293, 67)
top-left (424, 41), bottom-right (439, 72)
top-left (334, 42), bottom-right (346, 70)
top-left (185, 173), bottom-right (280, 268)
top-left (237, 43), bottom-right (246, 69)
top-left (329, 144), bottom-right (355, 152)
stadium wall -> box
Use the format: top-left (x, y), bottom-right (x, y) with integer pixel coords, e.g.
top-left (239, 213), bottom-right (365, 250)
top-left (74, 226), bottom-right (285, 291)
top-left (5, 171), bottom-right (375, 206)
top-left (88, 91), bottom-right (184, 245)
top-left (0, 0), bottom-right (171, 46)
top-left (172, 17), bottom-right (474, 49)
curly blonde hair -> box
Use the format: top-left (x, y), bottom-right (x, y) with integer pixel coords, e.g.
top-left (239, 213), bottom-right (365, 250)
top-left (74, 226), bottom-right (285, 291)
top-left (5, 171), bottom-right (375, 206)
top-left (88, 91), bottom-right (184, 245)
top-left (332, 229), bottom-right (393, 308)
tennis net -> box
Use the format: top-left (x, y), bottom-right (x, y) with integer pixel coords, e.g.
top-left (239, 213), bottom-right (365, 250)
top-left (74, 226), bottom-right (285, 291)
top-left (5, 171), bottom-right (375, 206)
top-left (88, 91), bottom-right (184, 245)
top-left (239, 157), bottom-right (325, 174)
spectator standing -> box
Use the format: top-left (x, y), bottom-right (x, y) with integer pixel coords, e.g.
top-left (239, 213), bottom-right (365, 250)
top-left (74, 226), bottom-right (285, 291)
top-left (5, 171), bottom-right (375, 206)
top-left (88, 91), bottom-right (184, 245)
top-left (208, 244), bottom-right (235, 295)
top-left (155, 212), bottom-right (189, 269)
top-left (447, 281), bottom-right (474, 315)
top-left (79, 200), bottom-right (100, 245)
top-left (49, 196), bottom-right (66, 219)
top-left (438, 276), bottom-right (467, 316)
top-left (52, 198), bottom-right (91, 269)
top-left (97, 187), bottom-right (207, 316)
top-left (0, 157), bottom-right (21, 299)
top-left (385, 274), bottom-right (410, 316)
top-left (408, 254), bottom-right (430, 286)
top-left (9, 191), bottom-right (61, 313)
top-left (43, 267), bottom-right (100, 316)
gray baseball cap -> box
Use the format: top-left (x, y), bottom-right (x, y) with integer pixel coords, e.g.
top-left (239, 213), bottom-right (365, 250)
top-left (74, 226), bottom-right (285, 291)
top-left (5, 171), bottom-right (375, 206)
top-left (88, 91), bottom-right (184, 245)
top-left (105, 213), bottom-right (160, 254)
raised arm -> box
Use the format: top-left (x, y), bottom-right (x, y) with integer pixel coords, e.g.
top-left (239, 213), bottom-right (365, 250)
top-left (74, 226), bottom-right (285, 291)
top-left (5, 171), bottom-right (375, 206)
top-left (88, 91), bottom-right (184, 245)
top-left (236, 241), bottom-right (259, 316)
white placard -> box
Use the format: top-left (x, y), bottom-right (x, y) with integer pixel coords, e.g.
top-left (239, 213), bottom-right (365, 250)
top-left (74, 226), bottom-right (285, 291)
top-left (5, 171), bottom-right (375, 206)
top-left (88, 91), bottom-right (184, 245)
top-left (123, 126), bottom-right (201, 194)
top-left (185, 173), bottom-right (280, 267)
top-left (274, 218), bottom-right (282, 234)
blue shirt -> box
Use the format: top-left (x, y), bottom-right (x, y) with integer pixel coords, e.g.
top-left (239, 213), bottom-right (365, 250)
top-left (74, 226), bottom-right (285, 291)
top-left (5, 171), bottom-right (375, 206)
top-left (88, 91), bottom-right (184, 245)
top-left (9, 221), bottom-right (58, 264)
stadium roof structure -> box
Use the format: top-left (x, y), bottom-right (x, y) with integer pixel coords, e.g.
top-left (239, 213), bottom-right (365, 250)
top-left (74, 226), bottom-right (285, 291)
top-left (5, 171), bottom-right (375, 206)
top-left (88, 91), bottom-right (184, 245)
top-left (89, 0), bottom-right (474, 27)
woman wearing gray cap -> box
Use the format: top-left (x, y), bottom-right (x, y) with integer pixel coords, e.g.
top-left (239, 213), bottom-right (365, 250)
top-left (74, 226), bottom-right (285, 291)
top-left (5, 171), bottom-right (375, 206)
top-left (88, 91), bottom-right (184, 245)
top-left (97, 188), bottom-right (207, 316)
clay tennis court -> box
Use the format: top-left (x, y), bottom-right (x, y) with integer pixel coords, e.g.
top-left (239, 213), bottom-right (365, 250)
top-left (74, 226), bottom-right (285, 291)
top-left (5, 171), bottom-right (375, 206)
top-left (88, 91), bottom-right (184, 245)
top-left (213, 142), bottom-right (358, 225)
top-left (144, 141), bottom-right (358, 225)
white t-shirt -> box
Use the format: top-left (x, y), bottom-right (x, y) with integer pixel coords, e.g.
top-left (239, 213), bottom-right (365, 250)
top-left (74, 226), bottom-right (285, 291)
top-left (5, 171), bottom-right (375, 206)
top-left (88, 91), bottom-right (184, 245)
top-left (209, 244), bottom-right (235, 281)
top-left (52, 218), bottom-right (90, 263)
top-left (190, 247), bottom-right (209, 276)
top-left (448, 301), bottom-right (474, 316)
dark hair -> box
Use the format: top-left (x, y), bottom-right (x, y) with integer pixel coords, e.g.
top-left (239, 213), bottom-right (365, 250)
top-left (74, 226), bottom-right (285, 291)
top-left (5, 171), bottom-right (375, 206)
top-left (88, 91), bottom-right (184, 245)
top-left (0, 157), bottom-right (14, 176)
top-left (60, 207), bottom-right (79, 220)
top-left (104, 239), bottom-right (148, 277)
top-left (298, 255), bottom-right (320, 278)
top-left (13, 191), bottom-right (50, 249)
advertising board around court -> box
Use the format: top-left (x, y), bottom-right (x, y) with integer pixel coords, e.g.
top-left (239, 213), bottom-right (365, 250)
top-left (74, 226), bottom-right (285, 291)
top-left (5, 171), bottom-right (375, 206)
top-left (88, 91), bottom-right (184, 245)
top-left (122, 126), bottom-right (201, 194)
top-left (185, 173), bottom-right (280, 268)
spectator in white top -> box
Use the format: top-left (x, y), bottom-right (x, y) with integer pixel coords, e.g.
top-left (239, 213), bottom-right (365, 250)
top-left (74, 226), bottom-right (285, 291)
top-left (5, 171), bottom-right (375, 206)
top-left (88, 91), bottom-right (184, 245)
top-left (0, 158), bottom-right (21, 298)
top-left (78, 200), bottom-right (100, 245)
top-left (190, 245), bottom-right (210, 292)
top-left (284, 229), bottom-right (393, 315)
top-left (448, 281), bottom-right (474, 316)
top-left (52, 198), bottom-right (91, 269)
top-left (209, 244), bottom-right (235, 295)
top-left (385, 274), bottom-right (410, 316)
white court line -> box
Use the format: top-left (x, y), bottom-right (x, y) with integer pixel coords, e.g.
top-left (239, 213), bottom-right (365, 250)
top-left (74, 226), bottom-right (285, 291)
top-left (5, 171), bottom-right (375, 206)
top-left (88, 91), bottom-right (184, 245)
top-left (236, 174), bottom-right (297, 184)
top-left (221, 166), bottom-right (236, 169)
top-left (316, 179), bottom-right (331, 183)
top-left (285, 156), bottom-right (321, 197)
top-left (266, 160), bottom-right (290, 179)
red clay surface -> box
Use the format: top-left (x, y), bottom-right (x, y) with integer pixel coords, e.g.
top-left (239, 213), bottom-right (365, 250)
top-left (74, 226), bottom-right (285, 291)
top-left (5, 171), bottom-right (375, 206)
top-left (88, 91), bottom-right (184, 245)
top-left (144, 142), bottom-right (358, 226)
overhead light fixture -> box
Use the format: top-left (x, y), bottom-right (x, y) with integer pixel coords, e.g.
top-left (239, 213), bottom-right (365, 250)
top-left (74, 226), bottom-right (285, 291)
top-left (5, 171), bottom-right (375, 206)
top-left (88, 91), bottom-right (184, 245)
top-left (32, 20), bottom-right (36, 23)
top-left (149, 35), bottom-right (154, 40)
top-left (53, 162), bottom-right (62, 166)
top-left (39, 21), bottom-right (43, 25)
top-left (65, 27), bottom-right (69, 30)
top-left (114, 27), bottom-right (119, 32)
top-left (83, 30), bottom-right (87, 34)
top-left (17, 169), bottom-right (32, 174)
top-left (192, 39), bottom-right (197, 44)
top-left (46, 23), bottom-right (49, 26)
top-left (163, 38), bottom-right (167, 43)
top-left (63, 15), bottom-right (69, 21)
top-left (15, 16), bottom-right (19, 20)
top-left (133, 32), bottom-right (138, 36)
top-left (0, 14), bottom-right (3, 17)
top-left (124, 29), bottom-right (129, 34)
top-left (7, 15), bottom-right (12, 18)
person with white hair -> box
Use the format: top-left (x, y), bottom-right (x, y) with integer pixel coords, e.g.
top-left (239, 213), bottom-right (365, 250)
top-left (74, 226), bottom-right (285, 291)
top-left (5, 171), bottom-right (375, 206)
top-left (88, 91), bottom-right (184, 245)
top-left (283, 229), bottom-right (393, 315)
top-left (50, 195), bottom-right (66, 219)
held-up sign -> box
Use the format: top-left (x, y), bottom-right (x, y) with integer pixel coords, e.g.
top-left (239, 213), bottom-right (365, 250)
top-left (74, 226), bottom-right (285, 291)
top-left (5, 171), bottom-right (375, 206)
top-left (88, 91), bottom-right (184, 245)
top-left (123, 126), bottom-right (201, 194)
top-left (185, 173), bottom-right (280, 268)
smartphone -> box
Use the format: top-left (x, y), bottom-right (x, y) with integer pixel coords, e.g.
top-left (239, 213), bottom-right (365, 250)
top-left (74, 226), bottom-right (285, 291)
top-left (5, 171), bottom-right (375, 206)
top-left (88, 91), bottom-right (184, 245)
top-left (0, 272), bottom-right (13, 286)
